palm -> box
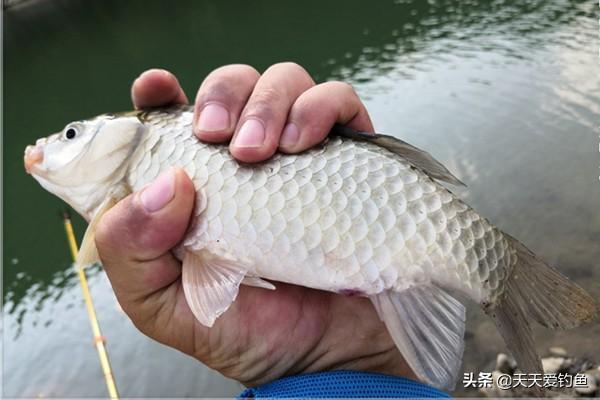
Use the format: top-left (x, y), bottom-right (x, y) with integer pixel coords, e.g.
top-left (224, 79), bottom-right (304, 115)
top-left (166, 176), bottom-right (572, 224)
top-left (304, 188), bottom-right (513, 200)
top-left (149, 278), bottom-right (409, 386)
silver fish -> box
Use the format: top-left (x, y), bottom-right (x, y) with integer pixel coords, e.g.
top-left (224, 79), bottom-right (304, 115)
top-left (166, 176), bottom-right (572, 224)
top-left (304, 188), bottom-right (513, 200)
top-left (24, 105), bottom-right (598, 390)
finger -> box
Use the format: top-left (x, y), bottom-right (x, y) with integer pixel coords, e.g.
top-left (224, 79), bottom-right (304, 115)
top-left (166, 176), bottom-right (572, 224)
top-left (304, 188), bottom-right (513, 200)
top-left (96, 168), bottom-right (195, 307)
top-left (193, 64), bottom-right (260, 142)
top-left (279, 81), bottom-right (374, 153)
top-left (230, 62), bottom-right (315, 163)
top-left (131, 69), bottom-right (188, 109)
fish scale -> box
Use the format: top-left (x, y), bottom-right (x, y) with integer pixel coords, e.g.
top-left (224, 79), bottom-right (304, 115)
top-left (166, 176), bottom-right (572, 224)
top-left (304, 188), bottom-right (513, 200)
top-left (27, 105), bottom-right (597, 391)
top-left (126, 108), bottom-right (512, 305)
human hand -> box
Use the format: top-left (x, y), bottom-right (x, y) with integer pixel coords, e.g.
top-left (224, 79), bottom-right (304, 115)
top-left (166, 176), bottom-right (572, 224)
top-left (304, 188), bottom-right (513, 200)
top-left (96, 63), bottom-right (414, 386)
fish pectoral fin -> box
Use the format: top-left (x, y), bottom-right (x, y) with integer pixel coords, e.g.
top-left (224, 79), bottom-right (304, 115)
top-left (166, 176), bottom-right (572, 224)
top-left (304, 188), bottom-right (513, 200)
top-left (75, 195), bottom-right (121, 269)
top-left (242, 276), bottom-right (276, 290)
top-left (76, 225), bottom-right (100, 269)
top-left (182, 250), bottom-right (248, 327)
top-left (370, 284), bottom-right (466, 390)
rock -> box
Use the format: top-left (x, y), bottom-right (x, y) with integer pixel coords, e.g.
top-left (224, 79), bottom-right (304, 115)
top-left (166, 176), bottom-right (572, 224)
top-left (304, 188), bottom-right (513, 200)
top-left (583, 368), bottom-right (600, 384)
top-left (575, 373), bottom-right (597, 396)
top-left (566, 358), bottom-right (593, 375)
top-left (542, 357), bottom-right (565, 374)
top-left (480, 350), bottom-right (599, 398)
top-left (561, 357), bottom-right (575, 373)
top-left (549, 346), bottom-right (568, 357)
top-left (496, 353), bottom-right (516, 374)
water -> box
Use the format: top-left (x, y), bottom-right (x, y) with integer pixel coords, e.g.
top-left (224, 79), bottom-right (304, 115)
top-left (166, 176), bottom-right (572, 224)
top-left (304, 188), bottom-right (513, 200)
top-left (3, 0), bottom-right (599, 397)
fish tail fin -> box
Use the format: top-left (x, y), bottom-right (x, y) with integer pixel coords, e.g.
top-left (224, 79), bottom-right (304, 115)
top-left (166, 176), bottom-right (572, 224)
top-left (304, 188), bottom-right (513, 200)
top-left (486, 235), bottom-right (598, 377)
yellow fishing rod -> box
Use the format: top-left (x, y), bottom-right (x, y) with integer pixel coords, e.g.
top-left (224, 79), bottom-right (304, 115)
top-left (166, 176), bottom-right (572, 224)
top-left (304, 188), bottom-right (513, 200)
top-left (63, 212), bottom-right (119, 399)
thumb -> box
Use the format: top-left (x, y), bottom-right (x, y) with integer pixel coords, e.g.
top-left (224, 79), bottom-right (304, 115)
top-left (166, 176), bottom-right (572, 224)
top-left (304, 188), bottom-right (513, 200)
top-left (96, 168), bottom-right (195, 305)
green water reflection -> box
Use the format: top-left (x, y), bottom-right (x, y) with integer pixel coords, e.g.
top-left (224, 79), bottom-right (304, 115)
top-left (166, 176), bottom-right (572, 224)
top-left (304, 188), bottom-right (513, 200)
top-left (4, 0), bottom-right (599, 397)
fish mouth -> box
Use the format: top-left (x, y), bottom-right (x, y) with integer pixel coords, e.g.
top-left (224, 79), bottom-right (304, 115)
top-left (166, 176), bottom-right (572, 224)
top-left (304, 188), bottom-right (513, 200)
top-left (24, 142), bottom-right (45, 175)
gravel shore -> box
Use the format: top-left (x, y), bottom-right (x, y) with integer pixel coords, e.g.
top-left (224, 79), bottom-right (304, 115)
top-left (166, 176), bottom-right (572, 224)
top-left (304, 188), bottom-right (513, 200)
top-left (478, 348), bottom-right (599, 397)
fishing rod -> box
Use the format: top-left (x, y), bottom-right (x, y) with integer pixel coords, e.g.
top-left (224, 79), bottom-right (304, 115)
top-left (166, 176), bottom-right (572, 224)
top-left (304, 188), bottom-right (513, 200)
top-left (63, 211), bottom-right (119, 399)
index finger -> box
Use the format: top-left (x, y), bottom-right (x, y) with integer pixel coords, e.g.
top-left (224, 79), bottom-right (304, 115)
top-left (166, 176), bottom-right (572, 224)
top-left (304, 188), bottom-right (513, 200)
top-left (131, 69), bottom-right (188, 109)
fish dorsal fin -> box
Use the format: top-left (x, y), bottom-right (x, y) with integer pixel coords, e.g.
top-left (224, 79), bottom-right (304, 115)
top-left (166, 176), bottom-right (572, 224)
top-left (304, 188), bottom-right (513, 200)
top-left (331, 125), bottom-right (465, 187)
top-left (370, 284), bottom-right (466, 390)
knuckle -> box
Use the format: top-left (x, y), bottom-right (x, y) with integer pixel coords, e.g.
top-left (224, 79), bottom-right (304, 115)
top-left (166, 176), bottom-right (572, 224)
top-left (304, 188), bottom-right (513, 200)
top-left (267, 61), bottom-right (307, 76)
top-left (198, 65), bottom-right (260, 103)
top-left (94, 197), bottom-right (141, 258)
top-left (253, 86), bottom-right (283, 105)
top-left (291, 98), bottom-right (321, 123)
top-left (197, 80), bottom-right (236, 104)
top-left (327, 81), bottom-right (358, 97)
top-left (212, 64), bottom-right (259, 81)
top-left (263, 62), bottom-right (314, 91)
top-left (244, 87), bottom-right (282, 119)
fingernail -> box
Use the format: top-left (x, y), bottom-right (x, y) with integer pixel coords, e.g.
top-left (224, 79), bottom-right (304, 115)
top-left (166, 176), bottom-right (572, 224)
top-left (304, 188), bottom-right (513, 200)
top-left (140, 169), bottom-right (176, 212)
top-left (280, 122), bottom-right (300, 148)
top-left (197, 103), bottom-right (230, 132)
top-left (234, 119), bottom-right (265, 148)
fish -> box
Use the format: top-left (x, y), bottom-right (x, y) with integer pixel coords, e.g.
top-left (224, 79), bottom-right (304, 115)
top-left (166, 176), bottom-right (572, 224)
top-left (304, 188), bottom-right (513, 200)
top-left (24, 105), bottom-right (598, 390)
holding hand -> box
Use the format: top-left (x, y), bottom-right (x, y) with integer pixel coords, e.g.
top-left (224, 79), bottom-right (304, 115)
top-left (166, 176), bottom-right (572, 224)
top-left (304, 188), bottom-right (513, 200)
top-left (96, 63), bottom-right (413, 387)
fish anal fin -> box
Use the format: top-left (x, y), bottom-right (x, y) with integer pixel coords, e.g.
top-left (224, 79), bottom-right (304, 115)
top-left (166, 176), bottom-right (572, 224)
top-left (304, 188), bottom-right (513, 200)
top-left (370, 284), bottom-right (466, 390)
top-left (182, 250), bottom-right (248, 327)
top-left (486, 282), bottom-right (541, 373)
top-left (486, 280), bottom-right (544, 397)
top-left (331, 124), bottom-right (465, 186)
top-left (242, 276), bottom-right (276, 290)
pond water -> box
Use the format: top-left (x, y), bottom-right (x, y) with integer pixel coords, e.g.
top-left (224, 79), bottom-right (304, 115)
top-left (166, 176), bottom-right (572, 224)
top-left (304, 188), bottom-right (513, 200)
top-left (3, 0), bottom-right (599, 397)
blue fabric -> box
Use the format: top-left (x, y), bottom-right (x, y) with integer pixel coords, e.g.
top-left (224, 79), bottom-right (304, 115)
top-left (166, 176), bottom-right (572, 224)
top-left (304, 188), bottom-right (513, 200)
top-left (237, 370), bottom-right (450, 398)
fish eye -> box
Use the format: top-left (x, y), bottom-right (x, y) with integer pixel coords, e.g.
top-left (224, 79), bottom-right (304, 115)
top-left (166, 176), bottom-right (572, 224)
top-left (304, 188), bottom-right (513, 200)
top-left (65, 127), bottom-right (77, 140)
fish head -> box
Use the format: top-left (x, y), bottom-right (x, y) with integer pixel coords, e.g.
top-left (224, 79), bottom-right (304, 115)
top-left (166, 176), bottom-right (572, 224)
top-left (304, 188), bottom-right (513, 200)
top-left (24, 114), bottom-right (145, 219)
